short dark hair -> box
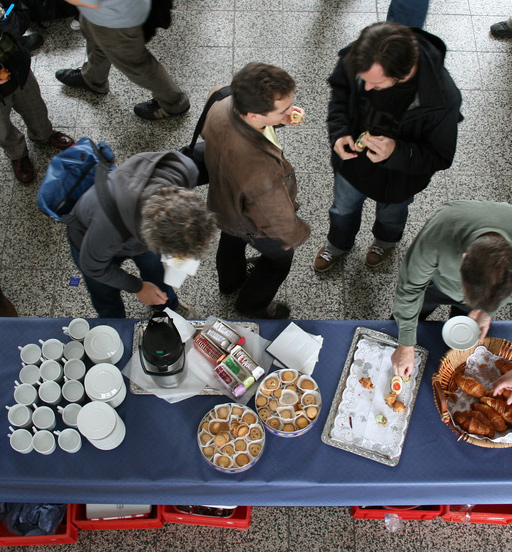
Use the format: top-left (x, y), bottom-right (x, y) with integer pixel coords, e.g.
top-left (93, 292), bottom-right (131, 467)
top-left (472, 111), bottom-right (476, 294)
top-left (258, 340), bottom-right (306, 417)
top-left (345, 22), bottom-right (419, 81)
top-left (140, 186), bottom-right (216, 259)
top-left (460, 234), bottom-right (512, 312)
top-left (231, 62), bottom-right (296, 115)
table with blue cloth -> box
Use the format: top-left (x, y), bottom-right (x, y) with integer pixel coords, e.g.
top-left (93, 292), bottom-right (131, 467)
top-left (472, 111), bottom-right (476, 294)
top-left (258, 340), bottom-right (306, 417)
top-left (1, 317), bottom-right (512, 506)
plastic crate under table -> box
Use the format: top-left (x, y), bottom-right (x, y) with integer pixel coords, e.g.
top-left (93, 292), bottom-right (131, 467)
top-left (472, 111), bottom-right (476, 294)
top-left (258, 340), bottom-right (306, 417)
top-left (442, 504), bottom-right (512, 524)
top-left (0, 504), bottom-right (78, 547)
top-left (70, 504), bottom-right (164, 530)
top-left (162, 506), bottom-right (251, 529)
top-left (351, 505), bottom-right (443, 521)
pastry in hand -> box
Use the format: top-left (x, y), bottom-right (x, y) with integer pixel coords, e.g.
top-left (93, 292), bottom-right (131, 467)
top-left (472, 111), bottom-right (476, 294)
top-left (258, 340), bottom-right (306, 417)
top-left (454, 374), bottom-right (488, 398)
top-left (354, 130), bottom-right (370, 153)
top-left (290, 110), bottom-right (303, 123)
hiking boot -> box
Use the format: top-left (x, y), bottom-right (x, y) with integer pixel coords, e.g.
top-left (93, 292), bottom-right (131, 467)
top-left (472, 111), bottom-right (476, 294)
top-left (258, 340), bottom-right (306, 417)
top-left (46, 131), bottom-right (74, 150)
top-left (313, 246), bottom-right (337, 273)
top-left (134, 96), bottom-right (190, 120)
top-left (240, 301), bottom-right (291, 320)
top-left (55, 68), bottom-right (105, 94)
top-left (12, 156), bottom-right (34, 184)
top-left (490, 20), bottom-right (512, 39)
top-left (366, 244), bottom-right (393, 267)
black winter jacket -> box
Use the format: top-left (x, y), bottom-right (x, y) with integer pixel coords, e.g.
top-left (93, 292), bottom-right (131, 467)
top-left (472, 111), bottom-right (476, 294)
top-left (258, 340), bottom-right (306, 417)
top-left (327, 28), bottom-right (462, 204)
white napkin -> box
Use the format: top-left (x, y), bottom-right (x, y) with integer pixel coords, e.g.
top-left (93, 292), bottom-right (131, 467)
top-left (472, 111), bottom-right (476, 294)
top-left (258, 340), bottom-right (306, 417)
top-left (161, 255), bottom-right (200, 288)
top-left (163, 308), bottom-right (196, 342)
top-left (265, 322), bottom-right (323, 376)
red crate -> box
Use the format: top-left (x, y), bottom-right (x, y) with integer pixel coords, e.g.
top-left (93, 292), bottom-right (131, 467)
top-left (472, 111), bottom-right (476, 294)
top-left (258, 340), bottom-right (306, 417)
top-left (351, 505), bottom-right (443, 521)
top-left (70, 504), bottom-right (164, 530)
top-left (442, 504), bottom-right (512, 525)
top-left (0, 504), bottom-right (78, 547)
top-left (162, 505), bottom-right (251, 529)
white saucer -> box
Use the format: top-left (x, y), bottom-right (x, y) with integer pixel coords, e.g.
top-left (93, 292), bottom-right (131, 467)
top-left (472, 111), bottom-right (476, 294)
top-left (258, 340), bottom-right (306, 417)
top-left (442, 316), bottom-right (480, 350)
top-left (84, 325), bottom-right (123, 364)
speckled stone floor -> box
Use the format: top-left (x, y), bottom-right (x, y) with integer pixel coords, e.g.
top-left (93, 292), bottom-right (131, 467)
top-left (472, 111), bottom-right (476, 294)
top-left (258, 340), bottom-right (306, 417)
top-left (2, 0), bottom-right (512, 550)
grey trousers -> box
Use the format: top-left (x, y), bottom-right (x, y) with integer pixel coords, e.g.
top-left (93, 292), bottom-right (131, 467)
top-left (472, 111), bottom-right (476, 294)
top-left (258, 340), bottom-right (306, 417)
top-left (0, 70), bottom-right (53, 160)
top-left (79, 16), bottom-right (185, 112)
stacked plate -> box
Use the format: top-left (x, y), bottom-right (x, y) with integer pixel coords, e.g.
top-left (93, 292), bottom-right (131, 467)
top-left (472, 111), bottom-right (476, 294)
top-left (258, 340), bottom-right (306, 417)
top-left (84, 363), bottom-right (126, 408)
top-left (84, 326), bottom-right (124, 365)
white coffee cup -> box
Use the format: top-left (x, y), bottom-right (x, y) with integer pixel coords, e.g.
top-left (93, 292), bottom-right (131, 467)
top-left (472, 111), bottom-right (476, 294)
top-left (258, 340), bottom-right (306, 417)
top-left (58, 403), bottom-right (82, 428)
top-left (62, 379), bottom-right (85, 403)
top-left (63, 358), bottom-right (86, 381)
top-left (14, 383), bottom-right (38, 406)
top-left (63, 340), bottom-right (85, 361)
top-left (55, 428), bottom-right (82, 453)
top-left (18, 344), bottom-right (42, 366)
top-left (32, 429), bottom-right (56, 455)
top-left (19, 364), bottom-right (41, 385)
top-left (9, 428), bottom-right (33, 454)
top-left (38, 380), bottom-right (61, 405)
top-left (32, 406), bottom-right (56, 431)
top-left (40, 359), bottom-right (63, 383)
top-left (6, 404), bottom-right (32, 428)
top-left (39, 338), bottom-right (64, 361)
top-left (62, 318), bottom-right (90, 341)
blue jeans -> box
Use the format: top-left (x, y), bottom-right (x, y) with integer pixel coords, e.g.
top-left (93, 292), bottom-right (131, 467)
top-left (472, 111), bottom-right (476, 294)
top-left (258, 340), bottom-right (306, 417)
top-left (327, 173), bottom-right (413, 251)
top-left (69, 242), bottom-right (178, 318)
top-left (387, 0), bottom-right (429, 28)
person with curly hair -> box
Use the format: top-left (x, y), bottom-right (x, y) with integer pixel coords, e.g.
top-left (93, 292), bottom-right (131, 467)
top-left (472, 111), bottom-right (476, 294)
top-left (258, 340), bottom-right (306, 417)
top-left (66, 150), bottom-right (216, 318)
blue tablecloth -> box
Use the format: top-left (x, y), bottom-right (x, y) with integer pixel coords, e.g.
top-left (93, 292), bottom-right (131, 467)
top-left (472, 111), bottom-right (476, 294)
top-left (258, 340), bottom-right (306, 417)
top-left (2, 317), bottom-right (512, 506)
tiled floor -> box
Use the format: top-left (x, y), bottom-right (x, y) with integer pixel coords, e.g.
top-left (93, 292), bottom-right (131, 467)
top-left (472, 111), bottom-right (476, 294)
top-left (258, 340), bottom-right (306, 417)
top-left (2, 0), bottom-right (512, 550)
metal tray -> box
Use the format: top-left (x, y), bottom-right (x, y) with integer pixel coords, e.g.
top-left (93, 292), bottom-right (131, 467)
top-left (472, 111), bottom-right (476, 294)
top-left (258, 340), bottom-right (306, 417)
top-left (129, 319), bottom-right (260, 395)
top-left (321, 326), bottom-right (428, 467)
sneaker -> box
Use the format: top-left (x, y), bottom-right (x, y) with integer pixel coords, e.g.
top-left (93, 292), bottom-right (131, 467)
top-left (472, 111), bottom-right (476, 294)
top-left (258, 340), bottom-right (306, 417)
top-left (240, 301), bottom-right (291, 320)
top-left (20, 33), bottom-right (44, 53)
top-left (133, 96), bottom-right (190, 120)
top-left (366, 244), bottom-right (393, 267)
top-left (70, 18), bottom-right (80, 31)
top-left (313, 246), bottom-right (337, 273)
top-left (490, 20), bottom-right (512, 39)
top-left (175, 300), bottom-right (199, 319)
top-left (55, 68), bottom-right (106, 94)
top-left (11, 155), bottom-right (34, 184)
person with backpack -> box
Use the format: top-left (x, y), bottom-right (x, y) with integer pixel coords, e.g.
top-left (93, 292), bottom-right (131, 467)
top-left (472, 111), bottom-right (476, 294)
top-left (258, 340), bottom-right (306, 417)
top-left (0, 30), bottom-right (74, 183)
top-left (66, 150), bottom-right (216, 318)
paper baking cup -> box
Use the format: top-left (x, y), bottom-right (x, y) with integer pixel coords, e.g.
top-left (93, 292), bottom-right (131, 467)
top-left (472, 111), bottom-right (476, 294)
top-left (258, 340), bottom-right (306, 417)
top-left (197, 403), bottom-right (265, 474)
top-left (255, 369), bottom-right (322, 438)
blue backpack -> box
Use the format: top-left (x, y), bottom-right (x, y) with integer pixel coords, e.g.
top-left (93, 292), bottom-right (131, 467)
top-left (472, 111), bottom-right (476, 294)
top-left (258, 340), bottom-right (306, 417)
top-left (36, 137), bottom-right (115, 222)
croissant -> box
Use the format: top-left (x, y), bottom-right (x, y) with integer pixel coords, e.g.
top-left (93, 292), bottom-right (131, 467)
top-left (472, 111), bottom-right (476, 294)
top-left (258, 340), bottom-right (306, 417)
top-left (495, 358), bottom-right (512, 374)
top-left (384, 391), bottom-right (397, 407)
top-left (480, 397), bottom-right (512, 425)
top-left (471, 402), bottom-right (508, 432)
top-left (453, 411), bottom-right (495, 438)
top-left (359, 377), bottom-right (374, 390)
top-left (454, 375), bottom-right (488, 398)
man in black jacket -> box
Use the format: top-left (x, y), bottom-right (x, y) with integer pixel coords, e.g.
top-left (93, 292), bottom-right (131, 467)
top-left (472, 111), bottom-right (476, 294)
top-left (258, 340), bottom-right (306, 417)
top-left (313, 22), bottom-right (462, 272)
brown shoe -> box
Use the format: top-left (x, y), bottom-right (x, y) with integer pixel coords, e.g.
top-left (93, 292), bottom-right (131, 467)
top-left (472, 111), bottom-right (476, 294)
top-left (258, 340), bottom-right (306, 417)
top-left (0, 294), bottom-right (17, 317)
top-left (12, 155), bottom-right (34, 184)
top-left (313, 246), bottom-right (337, 272)
top-left (366, 244), bottom-right (393, 267)
top-left (47, 131), bottom-right (74, 150)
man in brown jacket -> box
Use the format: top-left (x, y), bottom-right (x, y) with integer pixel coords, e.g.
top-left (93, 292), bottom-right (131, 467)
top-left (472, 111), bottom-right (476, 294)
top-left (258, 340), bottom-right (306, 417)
top-left (202, 62), bottom-right (310, 319)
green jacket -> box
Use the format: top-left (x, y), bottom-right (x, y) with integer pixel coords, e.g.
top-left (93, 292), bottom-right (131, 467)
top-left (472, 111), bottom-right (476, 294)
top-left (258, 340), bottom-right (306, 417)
top-left (393, 200), bottom-right (512, 346)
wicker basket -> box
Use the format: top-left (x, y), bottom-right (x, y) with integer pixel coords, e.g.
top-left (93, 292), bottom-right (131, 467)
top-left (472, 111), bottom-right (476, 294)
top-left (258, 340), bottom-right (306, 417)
top-left (432, 337), bottom-right (512, 448)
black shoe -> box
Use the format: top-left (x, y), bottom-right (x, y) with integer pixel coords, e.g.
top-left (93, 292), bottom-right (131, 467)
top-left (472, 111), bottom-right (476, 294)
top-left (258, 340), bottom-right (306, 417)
top-left (134, 96), bottom-right (190, 120)
top-left (490, 20), bottom-right (512, 39)
top-left (20, 33), bottom-right (44, 53)
top-left (12, 155), bottom-right (34, 184)
top-left (55, 68), bottom-right (106, 94)
top-left (239, 301), bottom-right (291, 320)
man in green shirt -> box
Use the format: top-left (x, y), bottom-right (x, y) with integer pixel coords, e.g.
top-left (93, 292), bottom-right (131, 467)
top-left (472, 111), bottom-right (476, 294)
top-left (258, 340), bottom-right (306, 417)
top-left (392, 200), bottom-right (512, 376)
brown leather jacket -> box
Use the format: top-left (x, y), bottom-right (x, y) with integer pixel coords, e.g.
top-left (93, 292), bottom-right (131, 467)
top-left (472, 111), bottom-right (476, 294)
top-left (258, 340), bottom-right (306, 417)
top-left (203, 96), bottom-right (310, 248)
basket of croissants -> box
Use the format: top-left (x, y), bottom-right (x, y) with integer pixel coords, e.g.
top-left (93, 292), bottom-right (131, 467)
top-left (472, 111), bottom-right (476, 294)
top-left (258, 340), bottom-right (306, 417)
top-left (432, 336), bottom-right (512, 448)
